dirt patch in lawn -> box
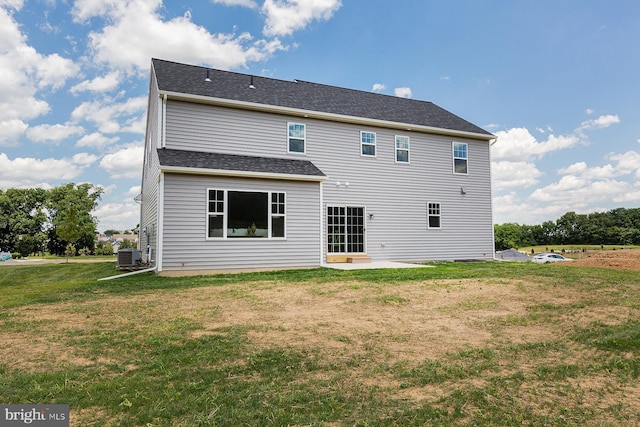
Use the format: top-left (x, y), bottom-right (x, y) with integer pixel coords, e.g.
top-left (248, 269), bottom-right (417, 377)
top-left (2, 276), bottom-right (626, 372)
top-left (566, 249), bottom-right (640, 271)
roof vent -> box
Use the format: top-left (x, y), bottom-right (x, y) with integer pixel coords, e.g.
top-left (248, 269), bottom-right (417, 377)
top-left (204, 69), bottom-right (212, 82)
top-left (249, 75), bottom-right (256, 89)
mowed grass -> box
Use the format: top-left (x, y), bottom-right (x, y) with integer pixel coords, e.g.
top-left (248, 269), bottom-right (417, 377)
top-left (1, 261), bottom-right (640, 426)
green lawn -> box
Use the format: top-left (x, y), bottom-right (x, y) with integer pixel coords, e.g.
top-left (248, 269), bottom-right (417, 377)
top-left (1, 261), bottom-right (639, 426)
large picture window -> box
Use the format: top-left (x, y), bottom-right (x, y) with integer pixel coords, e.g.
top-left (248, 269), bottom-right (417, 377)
top-left (453, 142), bottom-right (468, 174)
top-left (288, 123), bottom-right (306, 154)
top-left (207, 189), bottom-right (286, 239)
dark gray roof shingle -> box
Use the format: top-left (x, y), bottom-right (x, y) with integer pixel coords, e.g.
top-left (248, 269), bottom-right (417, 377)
top-left (158, 148), bottom-right (326, 178)
top-left (152, 58), bottom-right (492, 137)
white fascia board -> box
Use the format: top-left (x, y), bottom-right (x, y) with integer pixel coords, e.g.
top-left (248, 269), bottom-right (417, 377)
top-left (160, 164), bottom-right (326, 182)
top-left (159, 90), bottom-right (496, 142)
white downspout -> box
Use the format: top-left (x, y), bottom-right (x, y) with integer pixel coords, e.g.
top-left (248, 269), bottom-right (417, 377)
top-left (98, 266), bottom-right (157, 281)
top-left (161, 94), bottom-right (167, 148)
top-left (319, 181), bottom-right (324, 266)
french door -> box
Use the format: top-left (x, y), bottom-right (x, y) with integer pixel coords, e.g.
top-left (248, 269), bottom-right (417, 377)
top-left (327, 206), bottom-right (365, 254)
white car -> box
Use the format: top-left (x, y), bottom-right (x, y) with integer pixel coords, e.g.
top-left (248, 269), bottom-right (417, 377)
top-left (532, 253), bottom-right (573, 264)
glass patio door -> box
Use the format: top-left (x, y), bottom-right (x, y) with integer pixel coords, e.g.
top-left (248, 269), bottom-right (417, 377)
top-left (327, 206), bottom-right (365, 254)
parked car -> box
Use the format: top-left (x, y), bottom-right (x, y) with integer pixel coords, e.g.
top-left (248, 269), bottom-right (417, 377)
top-left (532, 253), bottom-right (573, 263)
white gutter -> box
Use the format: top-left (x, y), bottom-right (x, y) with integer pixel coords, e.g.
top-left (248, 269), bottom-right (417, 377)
top-left (159, 90), bottom-right (496, 142)
top-left (160, 164), bottom-right (326, 182)
top-left (98, 266), bottom-right (157, 281)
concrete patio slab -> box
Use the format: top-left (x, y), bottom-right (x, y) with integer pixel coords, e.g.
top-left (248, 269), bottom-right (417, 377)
top-left (323, 261), bottom-right (434, 270)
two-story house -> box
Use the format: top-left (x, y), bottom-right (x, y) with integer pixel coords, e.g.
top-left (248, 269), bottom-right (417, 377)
top-left (139, 58), bottom-right (495, 274)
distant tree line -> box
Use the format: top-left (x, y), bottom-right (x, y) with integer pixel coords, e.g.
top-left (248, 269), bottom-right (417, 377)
top-left (0, 183), bottom-right (103, 257)
top-left (494, 208), bottom-right (640, 250)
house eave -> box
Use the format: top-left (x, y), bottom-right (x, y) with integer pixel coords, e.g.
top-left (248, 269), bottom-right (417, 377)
top-left (158, 90), bottom-right (496, 142)
top-left (160, 165), bottom-right (327, 182)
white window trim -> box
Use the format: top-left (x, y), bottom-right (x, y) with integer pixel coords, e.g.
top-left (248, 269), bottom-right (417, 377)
top-left (427, 202), bottom-right (442, 229)
top-left (206, 188), bottom-right (287, 240)
top-left (395, 135), bottom-right (410, 164)
top-left (452, 141), bottom-right (469, 175)
top-left (360, 131), bottom-right (376, 157)
top-left (287, 122), bottom-right (306, 155)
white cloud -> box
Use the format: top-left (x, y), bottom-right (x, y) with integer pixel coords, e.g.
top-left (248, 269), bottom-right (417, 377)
top-left (76, 132), bottom-right (120, 149)
top-left (607, 151), bottom-right (640, 177)
top-left (72, 0), bottom-right (285, 74)
top-left (585, 108), bottom-right (594, 115)
top-left (127, 185), bottom-right (141, 196)
top-left (26, 124), bottom-right (84, 143)
top-left (394, 87), bottom-right (412, 98)
top-left (71, 96), bottom-right (146, 134)
top-left (492, 192), bottom-right (566, 225)
top-left (0, 3), bottom-right (77, 133)
top-left (578, 114), bottom-right (620, 131)
top-left (70, 71), bottom-right (121, 93)
top-left (371, 83), bottom-right (385, 93)
top-left (0, 119), bottom-right (28, 146)
top-left (212, 0), bottom-right (258, 7)
top-left (491, 161), bottom-right (542, 191)
top-left (262, 0), bottom-right (342, 37)
top-left (0, 152), bottom-right (97, 187)
top-left (99, 143), bottom-right (144, 179)
top-left (93, 200), bottom-right (140, 232)
top-left (492, 127), bottom-right (580, 162)
top-left (529, 178), bottom-right (630, 206)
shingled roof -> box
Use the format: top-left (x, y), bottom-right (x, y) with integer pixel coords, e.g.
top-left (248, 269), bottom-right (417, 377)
top-left (158, 148), bottom-right (326, 180)
top-left (152, 58), bottom-right (492, 138)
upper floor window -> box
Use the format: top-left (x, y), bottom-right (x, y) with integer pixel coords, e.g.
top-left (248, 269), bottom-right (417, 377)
top-left (361, 131), bottom-right (376, 157)
top-left (288, 123), bottom-right (306, 154)
top-left (453, 142), bottom-right (468, 174)
top-left (395, 135), bottom-right (410, 163)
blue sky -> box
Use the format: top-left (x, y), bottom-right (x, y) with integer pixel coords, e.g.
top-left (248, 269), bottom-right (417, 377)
top-left (1, 0), bottom-right (639, 232)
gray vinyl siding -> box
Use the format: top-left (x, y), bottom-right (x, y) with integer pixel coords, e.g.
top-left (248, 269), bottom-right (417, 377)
top-left (161, 173), bottom-right (321, 271)
top-left (139, 71), bottom-right (161, 264)
top-left (162, 100), bottom-right (493, 265)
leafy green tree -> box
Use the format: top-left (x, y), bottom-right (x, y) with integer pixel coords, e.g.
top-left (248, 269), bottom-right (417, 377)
top-left (103, 229), bottom-right (120, 237)
top-left (494, 223), bottom-right (524, 250)
top-left (119, 238), bottom-right (135, 249)
top-left (0, 188), bottom-right (47, 253)
top-left (47, 183), bottom-right (103, 256)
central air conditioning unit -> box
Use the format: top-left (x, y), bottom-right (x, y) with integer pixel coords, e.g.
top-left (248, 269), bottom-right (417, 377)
top-left (117, 249), bottom-right (142, 268)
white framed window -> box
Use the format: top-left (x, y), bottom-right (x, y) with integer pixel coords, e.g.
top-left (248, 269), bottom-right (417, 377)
top-left (207, 189), bottom-right (225, 238)
top-left (427, 202), bottom-right (441, 229)
top-left (453, 142), bottom-right (468, 174)
top-left (360, 131), bottom-right (376, 157)
top-left (288, 123), bottom-right (306, 154)
top-left (207, 189), bottom-right (286, 239)
top-left (271, 192), bottom-right (286, 238)
top-left (395, 135), bottom-right (410, 163)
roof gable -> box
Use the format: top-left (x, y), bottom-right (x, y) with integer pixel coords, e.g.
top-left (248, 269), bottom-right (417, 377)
top-left (152, 58), bottom-right (493, 138)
